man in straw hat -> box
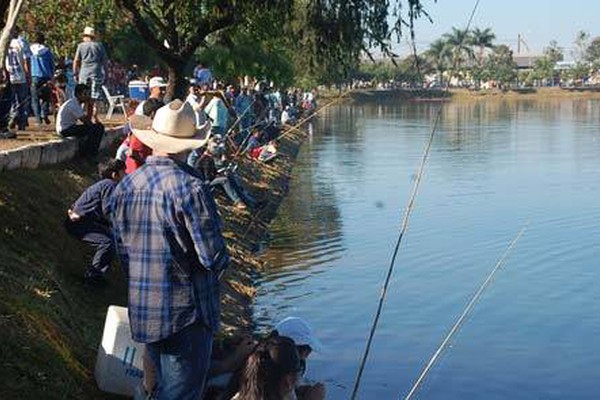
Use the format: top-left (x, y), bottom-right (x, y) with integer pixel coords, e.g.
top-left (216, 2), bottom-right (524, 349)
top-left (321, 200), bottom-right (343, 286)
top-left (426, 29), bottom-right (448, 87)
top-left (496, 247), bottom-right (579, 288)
top-left (110, 100), bottom-right (228, 399)
top-left (73, 26), bottom-right (107, 105)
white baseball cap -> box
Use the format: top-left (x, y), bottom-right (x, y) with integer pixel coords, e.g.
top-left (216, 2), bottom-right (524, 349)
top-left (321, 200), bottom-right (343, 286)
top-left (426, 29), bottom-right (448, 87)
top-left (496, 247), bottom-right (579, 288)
top-left (275, 317), bottom-right (324, 353)
top-left (149, 76), bottom-right (167, 89)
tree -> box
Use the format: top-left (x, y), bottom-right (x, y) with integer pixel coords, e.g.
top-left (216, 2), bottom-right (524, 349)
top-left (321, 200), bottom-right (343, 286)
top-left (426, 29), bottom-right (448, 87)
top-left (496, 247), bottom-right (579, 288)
top-left (585, 37), bottom-right (600, 69)
top-left (572, 30), bottom-right (590, 64)
top-left (115, 1), bottom-right (430, 99)
top-left (442, 27), bottom-right (474, 80)
top-left (0, 0), bottom-right (26, 68)
top-left (544, 40), bottom-right (564, 64)
top-left (22, 0), bottom-right (126, 60)
top-left (532, 41), bottom-right (563, 86)
top-left (425, 38), bottom-right (450, 85)
top-left (470, 27), bottom-right (495, 65)
top-left (482, 45), bottom-right (516, 89)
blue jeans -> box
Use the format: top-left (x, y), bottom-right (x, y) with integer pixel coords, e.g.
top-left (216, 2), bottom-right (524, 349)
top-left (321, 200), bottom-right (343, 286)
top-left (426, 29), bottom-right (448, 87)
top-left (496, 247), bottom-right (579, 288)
top-left (64, 218), bottom-right (114, 277)
top-left (145, 321), bottom-right (213, 400)
top-left (210, 176), bottom-right (241, 203)
top-left (0, 82), bottom-right (11, 130)
top-left (9, 82), bottom-right (29, 130)
top-left (31, 77), bottom-right (51, 123)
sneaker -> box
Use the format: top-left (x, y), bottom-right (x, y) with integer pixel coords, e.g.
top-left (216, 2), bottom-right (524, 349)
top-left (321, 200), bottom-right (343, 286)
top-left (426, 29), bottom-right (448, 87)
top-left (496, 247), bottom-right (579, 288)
top-left (43, 116), bottom-right (51, 125)
top-left (0, 129), bottom-right (16, 139)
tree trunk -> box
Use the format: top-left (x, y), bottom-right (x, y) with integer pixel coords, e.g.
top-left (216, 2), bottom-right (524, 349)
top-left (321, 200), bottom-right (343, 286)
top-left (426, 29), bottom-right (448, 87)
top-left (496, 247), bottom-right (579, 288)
top-left (0, 0), bottom-right (26, 69)
top-left (165, 59), bottom-right (188, 101)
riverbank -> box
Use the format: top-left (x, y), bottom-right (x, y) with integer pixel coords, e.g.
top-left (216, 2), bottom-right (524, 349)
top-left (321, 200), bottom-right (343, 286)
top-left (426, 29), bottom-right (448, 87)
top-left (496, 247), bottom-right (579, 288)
top-left (320, 86), bottom-right (600, 103)
top-left (0, 125), bottom-right (307, 399)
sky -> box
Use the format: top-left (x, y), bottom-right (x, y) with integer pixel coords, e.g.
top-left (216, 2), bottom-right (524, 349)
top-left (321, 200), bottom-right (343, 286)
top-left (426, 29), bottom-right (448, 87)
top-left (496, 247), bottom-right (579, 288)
top-left (392, 0), bottom-right (599, 60)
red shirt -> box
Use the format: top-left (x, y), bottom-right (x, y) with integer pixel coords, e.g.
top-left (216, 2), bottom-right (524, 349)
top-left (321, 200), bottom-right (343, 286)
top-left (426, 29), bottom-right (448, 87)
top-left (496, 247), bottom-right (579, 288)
top-left (125, 135), bottom-right (152, 174)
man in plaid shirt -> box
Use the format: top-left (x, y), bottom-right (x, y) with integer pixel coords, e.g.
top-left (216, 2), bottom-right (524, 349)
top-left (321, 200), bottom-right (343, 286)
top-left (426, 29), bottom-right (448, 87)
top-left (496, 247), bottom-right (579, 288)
top-left (111, 100), bottom-right (225, 399)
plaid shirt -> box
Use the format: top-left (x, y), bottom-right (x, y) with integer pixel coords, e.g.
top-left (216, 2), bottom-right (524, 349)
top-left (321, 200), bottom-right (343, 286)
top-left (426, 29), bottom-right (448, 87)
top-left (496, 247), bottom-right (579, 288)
top-left (110, 156), bottom-right (229, 343)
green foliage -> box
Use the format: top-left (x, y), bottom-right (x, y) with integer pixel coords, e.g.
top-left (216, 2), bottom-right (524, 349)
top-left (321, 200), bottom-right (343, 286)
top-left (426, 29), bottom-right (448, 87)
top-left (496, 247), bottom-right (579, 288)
top-left (585, 37), bottom-right (600, 69)
top-left (543, 40), bottom-right (564, 64)
top-left (470, 27), bottom-right (495, 64)
top-left (198, 36), bottom-right (294, 86)
top-left (22, 0), bottom-right (124, 59)
top-left (482, 45), bottom-right (516, 88)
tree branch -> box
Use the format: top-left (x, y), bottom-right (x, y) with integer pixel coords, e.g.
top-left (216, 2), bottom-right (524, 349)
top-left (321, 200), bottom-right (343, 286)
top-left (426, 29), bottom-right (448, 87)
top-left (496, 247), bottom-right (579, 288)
top-left (116, 0), bottom-right (182, 64)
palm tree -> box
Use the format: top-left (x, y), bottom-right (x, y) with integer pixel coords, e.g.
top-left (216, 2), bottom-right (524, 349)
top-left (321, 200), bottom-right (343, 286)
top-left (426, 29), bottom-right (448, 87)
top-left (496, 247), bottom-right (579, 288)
top-left (425, 39), bottom-right (450, 85)
top-left (442, 27), bottom-right (474, 78)
top-left (470, 27), bottom-right (496, 65)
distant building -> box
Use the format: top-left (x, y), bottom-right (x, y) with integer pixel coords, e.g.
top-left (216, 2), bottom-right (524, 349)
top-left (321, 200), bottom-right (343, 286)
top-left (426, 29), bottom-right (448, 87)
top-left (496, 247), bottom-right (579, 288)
top-left (513, 54), bottom-right (542, 71)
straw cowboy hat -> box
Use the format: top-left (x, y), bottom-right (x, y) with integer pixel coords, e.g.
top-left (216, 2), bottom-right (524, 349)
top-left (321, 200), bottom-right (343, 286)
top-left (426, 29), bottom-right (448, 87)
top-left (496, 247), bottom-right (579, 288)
top-left (82, 26), bottom-right (95, 37)
top-left (130, 100), bottom-right (210, 154)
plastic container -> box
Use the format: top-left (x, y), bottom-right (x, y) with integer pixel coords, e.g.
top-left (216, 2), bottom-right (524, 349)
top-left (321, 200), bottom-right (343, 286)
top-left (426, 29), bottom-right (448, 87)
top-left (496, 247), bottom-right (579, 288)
top-left (94, 305), bottom-right (144, 396)
top-left (128, 80), bottom-right (149, 101)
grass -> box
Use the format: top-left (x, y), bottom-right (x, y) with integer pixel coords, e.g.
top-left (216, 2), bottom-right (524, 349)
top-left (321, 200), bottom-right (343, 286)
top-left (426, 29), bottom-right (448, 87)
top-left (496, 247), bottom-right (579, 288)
top-left (0, 162), bottom-right (125, 399)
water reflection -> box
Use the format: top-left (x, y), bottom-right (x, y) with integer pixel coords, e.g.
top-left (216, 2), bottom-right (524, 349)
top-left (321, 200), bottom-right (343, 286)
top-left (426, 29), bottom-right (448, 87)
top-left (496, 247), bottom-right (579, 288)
top-left (255, 98), bottom-right (600, 399)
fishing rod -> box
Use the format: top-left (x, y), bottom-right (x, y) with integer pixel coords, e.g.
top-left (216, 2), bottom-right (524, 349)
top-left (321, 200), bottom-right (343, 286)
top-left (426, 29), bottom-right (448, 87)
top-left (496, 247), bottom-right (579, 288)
top-left (404, 222), bottom-right (528, 400)
top-left (349, 1), bottom-right (482, 399)
top-left (226, 97), bottom-right (257, 139)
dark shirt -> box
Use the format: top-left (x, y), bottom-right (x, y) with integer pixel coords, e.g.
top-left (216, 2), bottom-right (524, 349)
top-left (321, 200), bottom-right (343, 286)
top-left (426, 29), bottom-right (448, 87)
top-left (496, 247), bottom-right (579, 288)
top-left (197, 153), bottom-right (218, 182)
top-left (110, 156), bottom-right (229, 343)
top-left (71, 178), bottom-right (116, 225)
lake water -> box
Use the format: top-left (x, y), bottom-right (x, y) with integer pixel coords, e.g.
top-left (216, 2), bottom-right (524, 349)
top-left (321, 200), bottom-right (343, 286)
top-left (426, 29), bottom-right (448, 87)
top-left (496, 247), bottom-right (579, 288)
top-left (253, 99), bottom-right (600, 399)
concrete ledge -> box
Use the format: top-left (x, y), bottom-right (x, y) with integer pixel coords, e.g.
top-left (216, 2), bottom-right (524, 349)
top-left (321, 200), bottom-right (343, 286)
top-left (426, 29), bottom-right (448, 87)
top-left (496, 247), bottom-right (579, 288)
top-left (0, 126), bottom-right (123, 172)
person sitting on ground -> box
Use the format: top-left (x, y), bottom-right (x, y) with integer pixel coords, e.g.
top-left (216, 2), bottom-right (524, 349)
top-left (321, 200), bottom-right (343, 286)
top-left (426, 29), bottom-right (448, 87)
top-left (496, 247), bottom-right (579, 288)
top-left (231, 335), bottom-right (304, 400)
top-left (192, 138), bottom-right (256, 210)
top-left (64, 159), bottom-right (125, 284)
top-left (254, 140), bottom-right (279, 163)
top-left (124, 98), bottom-right (163, 174)
top-left (56, 83), bottom-right (105, 158)
top-left (134, 76), bottom-right (167, 115)
top-left (274, 317), bottom-right (326, 400)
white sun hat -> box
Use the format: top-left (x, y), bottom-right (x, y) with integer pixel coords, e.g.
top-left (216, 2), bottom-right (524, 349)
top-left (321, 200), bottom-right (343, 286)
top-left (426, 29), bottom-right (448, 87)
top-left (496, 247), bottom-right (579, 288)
top-left (83, 26), bottom-right (95, 37)
top-left (130, 100), bottom-right (210, 154)
top-left (148, 76), bottom-right (168, 89)
top-left (275, 317), bottom-right (324, 353)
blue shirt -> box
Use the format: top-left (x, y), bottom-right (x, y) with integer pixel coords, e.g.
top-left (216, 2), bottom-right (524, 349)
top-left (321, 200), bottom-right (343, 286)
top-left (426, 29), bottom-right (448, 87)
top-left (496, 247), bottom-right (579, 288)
top-left (110, 156), bottom-right (229, 343)
top-left (71, 178), bottom-right (116, 225)
top-left (30, 43), bottom-right (55, 79)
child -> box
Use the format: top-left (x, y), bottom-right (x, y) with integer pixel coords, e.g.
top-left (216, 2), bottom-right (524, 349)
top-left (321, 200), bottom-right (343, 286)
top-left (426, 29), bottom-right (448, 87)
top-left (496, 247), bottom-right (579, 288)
top-left (64, 159), bottom-right (125, 284)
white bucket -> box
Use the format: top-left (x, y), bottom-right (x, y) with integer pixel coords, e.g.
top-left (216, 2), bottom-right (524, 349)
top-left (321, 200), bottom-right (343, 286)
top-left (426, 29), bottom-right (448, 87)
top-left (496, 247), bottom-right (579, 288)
top-left (94, 305), bottom-right (144, 396)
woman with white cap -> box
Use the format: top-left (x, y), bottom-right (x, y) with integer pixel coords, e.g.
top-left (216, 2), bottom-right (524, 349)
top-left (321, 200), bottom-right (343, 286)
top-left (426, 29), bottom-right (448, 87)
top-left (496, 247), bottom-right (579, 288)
top-left (274, 317), bottom-right (326, 400)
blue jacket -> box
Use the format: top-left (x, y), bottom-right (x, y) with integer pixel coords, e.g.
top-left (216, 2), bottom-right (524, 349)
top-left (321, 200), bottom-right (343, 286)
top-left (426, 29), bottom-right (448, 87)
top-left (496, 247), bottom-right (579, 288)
top-left (30, 43), bottom-right (54, 79)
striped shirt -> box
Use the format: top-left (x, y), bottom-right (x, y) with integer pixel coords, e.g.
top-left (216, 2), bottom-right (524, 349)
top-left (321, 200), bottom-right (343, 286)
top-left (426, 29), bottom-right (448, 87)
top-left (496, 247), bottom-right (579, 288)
top-left (110, 156), bottom-right (229, 343)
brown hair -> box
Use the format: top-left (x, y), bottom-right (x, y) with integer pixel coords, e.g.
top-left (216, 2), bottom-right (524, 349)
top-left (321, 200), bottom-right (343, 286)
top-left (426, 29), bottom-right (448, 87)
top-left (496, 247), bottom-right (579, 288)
top-left (235, 335), bottom-right (300, 400)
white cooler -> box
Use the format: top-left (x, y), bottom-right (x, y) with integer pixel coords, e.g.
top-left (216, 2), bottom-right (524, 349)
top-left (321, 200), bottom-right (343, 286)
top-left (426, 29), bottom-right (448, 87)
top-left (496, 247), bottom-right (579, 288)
top-left (94, 306), bottom-right (144, 396)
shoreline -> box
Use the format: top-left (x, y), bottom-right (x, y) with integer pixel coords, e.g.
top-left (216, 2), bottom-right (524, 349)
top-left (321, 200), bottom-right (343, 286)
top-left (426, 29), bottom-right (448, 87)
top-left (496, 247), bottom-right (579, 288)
top-left (320, 86), bottom-right (600, 103)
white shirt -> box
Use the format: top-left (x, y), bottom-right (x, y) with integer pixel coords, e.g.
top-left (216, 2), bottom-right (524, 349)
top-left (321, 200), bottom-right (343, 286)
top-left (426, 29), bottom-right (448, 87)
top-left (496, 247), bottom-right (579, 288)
top-left (5, 38), bottom-right (27, 84)
top-left (134, 100), bottom-right (146, 116)
top-left (185, 93), bottom-right (208, 127)
top-left (56, 99), bottom-right (85, 133)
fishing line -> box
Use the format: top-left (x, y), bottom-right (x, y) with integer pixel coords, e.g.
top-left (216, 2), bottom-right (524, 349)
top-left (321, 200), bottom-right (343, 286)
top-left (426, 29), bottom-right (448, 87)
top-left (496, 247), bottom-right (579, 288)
top-left (350, 0), bottom-right (482, 398)
top-left (404, 222), bottom-right (528, 400)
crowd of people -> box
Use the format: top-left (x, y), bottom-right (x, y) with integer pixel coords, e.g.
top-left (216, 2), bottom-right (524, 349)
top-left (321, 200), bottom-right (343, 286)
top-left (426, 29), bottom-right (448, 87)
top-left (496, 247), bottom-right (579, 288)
top-left (44, 23), bottom-right (324, 400)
